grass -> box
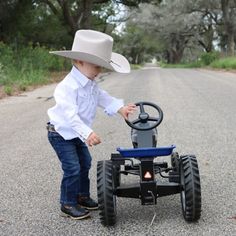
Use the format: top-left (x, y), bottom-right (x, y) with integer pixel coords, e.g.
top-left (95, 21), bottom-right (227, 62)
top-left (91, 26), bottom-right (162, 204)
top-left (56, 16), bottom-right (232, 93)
top-left (160, 56), bottom-right (236, 70)
top-left (131, 64), bottom-right (143, 70)
top-left (0, 66), bottom-right (50, 96)
top-left (0, 42), bottom-right (70, 97)
top-left (160, 61), bottom-right (203, 68)
top-left (0, 44), bottom-right (235, 99)
top-left (210, 57), bottom-right (236, 69)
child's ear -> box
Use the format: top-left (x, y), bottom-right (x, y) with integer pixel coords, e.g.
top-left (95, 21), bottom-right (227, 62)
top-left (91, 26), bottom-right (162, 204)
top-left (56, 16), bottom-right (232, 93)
top-left (77, 60), bottom-right (83, 65)
top-left (74, 60), bottom-right (83, 66)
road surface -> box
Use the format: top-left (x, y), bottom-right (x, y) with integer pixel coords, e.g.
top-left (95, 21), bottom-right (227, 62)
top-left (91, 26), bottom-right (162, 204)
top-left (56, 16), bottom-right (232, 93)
top-left (0, 67), bottom-right (235, 235)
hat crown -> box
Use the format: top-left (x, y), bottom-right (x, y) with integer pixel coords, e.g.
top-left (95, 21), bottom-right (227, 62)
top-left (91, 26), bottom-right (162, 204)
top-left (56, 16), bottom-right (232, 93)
top-left (50, 29), bottom-right (130, 73)
top-left (72, 30), bottom-right (113, 61)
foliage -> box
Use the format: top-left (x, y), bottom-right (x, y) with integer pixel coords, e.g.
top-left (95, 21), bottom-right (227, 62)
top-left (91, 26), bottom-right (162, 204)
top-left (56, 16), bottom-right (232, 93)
top-left (122, 0), bottom-right (236, 64)
top-left (0, 1), bottom-right (71, 48)
top-left (131, 64), bottom-right (143, 70)
top-left (4, 86), bottom-right (13, 96)
top-left (0, 0), bottom-right (236, 98)
top-left (0, 63), bottom-right (6, 84)
top-left (0, 42), bottom-right (70, 71)
top-left (210, 57), bottom-right (236, 69)
top-left (0, 42), bottom-right (70, 95)
top-left (125, 2), bottom-right (205, 64)
top-left (200, 52), bottom-right (220, 65)
top-left (160, 55), bottom-right (236, 69)
top-left (160, 61), bottom-right (203, 68)
top-left (0, 42), bottom-right (14, 67)
top-left (114, 22), bottom-right (164, 64)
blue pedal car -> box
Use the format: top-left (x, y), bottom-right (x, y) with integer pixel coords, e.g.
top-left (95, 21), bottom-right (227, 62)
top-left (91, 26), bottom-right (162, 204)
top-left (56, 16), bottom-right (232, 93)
top-left (97, 102), bottom-right (201, 226)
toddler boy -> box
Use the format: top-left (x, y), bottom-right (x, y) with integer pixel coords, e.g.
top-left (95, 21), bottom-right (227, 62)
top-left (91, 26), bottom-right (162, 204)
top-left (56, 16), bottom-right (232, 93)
top-left (47, 30), bottom-right (136, 220)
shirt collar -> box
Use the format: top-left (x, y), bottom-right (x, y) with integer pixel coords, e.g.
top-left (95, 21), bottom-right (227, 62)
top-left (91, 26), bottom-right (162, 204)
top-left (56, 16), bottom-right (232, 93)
top-left (70, 66), bottom-right (90, 87)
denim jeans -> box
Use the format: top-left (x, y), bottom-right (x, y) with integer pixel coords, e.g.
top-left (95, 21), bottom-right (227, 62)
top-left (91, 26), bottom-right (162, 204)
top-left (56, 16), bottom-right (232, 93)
top-left (48, 131), bottom-right (92, 206)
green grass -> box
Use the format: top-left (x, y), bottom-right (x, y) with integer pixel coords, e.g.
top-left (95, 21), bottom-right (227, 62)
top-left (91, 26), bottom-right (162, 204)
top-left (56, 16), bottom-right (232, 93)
top-left (160, 55), bottom-right (236, 70)
top-left (0, 42), bottom-right (70, 97)
top-left (1, 43), bottom-right (235, 98)
top-left (131, 64), bottom-right (143, 70)
top-left (210, 57), bottom-right (236, 69)
top-left (160, 61), bottom-right (203, 68)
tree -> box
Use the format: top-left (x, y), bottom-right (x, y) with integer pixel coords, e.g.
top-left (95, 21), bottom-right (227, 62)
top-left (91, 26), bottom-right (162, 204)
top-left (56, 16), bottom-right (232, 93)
top-left (221, 0), bottom-right (236, 55)
top-left (0, 0), bottom-right (160, 48)
top-left (125, 0), bottom-right (236, 63)
top-left (36, 0), bottom-right (158, 37)
top-left (127, 1), bottom-right (203, 63)
top-left (0, 0), bottom-right (31, 43)
top-left (183, 0), bottom-right (221, 53)
top-left (183, 0), bottom-right (236, 55)
top-left (114, 23), bottom-right (163, 64)
top-left (0, 0), bottom-right (71, 47)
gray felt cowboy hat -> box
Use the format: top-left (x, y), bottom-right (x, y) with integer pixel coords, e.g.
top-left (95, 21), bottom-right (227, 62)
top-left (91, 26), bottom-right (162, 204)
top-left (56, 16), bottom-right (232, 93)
top-left (50, 30), bottom-right (130, 73)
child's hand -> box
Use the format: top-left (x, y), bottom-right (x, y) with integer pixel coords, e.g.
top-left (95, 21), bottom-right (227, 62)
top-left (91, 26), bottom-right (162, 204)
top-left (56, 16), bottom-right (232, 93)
top-left (118, 104), bottom-right (137, 120)
top-left (86, 132), bottom-right (101, 147)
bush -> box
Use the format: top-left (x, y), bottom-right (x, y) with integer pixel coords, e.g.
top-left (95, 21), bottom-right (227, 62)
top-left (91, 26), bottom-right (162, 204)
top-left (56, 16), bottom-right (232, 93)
top-left (0, 43), bottom-right (71, 96)
top-left (4, 86), bottom-right (13, 95)
top-left (0, 42), bottom-right (14, 67)
top-left (160, 60), bottom-right (203, 68)
top-left (0, 63), bottom-right (7, 85)
top-left (210, 57), bottom-right (236, 69)
top-left (15, 43), bottom-right (70, 71)
top-left (200, 52), bottom-right (220, 65)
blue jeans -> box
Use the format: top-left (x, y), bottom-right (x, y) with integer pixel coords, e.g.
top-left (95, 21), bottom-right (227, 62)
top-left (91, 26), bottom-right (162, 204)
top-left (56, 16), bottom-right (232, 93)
top-left (48, 131), bottom-right (92, 206)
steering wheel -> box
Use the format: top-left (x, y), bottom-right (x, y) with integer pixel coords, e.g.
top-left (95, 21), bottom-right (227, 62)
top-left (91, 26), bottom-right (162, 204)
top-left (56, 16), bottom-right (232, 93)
top-left (125, 101), bottom-right (163, 130)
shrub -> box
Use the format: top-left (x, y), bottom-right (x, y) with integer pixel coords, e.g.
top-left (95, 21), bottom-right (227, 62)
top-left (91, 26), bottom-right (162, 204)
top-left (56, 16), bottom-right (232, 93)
top-left (15, 44), bottom-right (70, 71)
top-left (200, 52), bottom-right (220, 65)
top-left (0, 63), bottom-right (8, 86)
top-left (210, 57), bottom-right (236, 69)
top-left (4, 86), bottom-right (13, 95)
top-left (0, 43), bottom-right (71, 96)
top-left (0, 42), bottom-right (14, 67)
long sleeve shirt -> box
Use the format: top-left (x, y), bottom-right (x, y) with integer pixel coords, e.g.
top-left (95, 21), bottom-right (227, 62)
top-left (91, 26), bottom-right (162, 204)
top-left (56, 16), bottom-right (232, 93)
top-left (47, 66), bottom-right (124, 141)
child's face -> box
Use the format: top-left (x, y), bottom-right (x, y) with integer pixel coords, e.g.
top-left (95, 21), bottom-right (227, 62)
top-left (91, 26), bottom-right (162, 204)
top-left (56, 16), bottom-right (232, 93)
top-left (75, 60), bottom-right (101, 80)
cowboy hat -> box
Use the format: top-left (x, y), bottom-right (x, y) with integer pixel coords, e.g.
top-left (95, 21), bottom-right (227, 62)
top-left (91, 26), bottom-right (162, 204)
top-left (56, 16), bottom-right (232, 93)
top-left (50, 30), bottom-right (130, 73)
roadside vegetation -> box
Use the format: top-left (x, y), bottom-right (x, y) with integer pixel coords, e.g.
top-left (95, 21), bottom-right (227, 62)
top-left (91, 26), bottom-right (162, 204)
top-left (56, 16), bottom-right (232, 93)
top-left (0, 0), bottom-right (236, 98)
top-left (0, 42), bottom-right (70, 97)
top-left (161, 52), bottom-right (236, 70)
top-left (0, 43), bottom-right (235, 98)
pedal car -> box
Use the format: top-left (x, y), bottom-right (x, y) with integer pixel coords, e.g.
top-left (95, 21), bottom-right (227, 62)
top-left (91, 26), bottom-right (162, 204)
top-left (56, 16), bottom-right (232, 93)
top-left (97, 101), bottom-right (201, 226)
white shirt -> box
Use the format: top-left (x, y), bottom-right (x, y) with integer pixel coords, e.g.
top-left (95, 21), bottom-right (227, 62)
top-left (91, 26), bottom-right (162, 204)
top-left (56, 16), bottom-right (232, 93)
top-left (48, 66), bottom-right (124, 141)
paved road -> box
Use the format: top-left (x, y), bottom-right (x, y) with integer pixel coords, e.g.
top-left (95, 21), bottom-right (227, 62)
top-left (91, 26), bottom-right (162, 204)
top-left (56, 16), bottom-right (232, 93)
top-left (0, 67), bottom-right (235, 236)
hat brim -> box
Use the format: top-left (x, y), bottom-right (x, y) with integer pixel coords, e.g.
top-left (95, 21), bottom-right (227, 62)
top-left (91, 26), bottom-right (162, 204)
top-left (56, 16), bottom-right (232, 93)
top-left (50, 51), bottom-right (130, 73)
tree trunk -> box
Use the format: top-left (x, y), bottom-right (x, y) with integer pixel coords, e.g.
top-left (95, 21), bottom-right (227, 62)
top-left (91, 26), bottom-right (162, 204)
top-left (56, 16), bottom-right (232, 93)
top-left (221, 0), bottom-right (235, 56)
top-left (227, 32), bottom-right (235, 56)
top-left (168, 49), bottom-right (184, 64)
top-left (59, 0), bottom-right (77, 36)
top-left (167, 34), bottom-right (186, 64)
top-left (43, 0), bottom-right (97, 36)
top-left (80, 0), bottom-right (93, 29)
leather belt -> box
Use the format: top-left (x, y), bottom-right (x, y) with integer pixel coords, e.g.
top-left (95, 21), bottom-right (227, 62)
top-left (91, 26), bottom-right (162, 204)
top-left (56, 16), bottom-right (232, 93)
top-left (47, 123), bottom-right (57, 133)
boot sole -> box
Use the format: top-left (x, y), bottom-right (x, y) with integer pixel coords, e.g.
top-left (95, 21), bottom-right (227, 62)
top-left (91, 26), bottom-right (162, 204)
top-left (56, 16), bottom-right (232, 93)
top-left (60, 211), bottom-right (90, 220)
top-left (79, 205), bottom-right (99, 210)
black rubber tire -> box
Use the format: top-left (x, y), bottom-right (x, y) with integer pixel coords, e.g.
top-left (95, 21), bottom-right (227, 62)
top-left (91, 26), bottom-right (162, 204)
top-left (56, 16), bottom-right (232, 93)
top-left (97, 160), bottom-right (117, 226)
top-left (180, 155), bottom-right (201, 222)
top-left (112, 164), bottom-right (121, 188)
top-left (168, 152), bottom-right (180, 183)
top-left (171, 152), bottom-right (180, 172)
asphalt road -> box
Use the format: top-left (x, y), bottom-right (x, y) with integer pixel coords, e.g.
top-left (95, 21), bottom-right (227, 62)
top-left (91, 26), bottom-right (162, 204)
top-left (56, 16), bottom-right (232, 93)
top-left (0, 67), bottom-right (235, 236)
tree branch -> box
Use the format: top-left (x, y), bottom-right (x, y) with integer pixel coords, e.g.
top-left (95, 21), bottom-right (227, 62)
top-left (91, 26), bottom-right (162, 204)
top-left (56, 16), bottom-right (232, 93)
top-left (93, 0), bottom-right (110, 4)
top-left (40, 0), bottom-right (60, 16)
